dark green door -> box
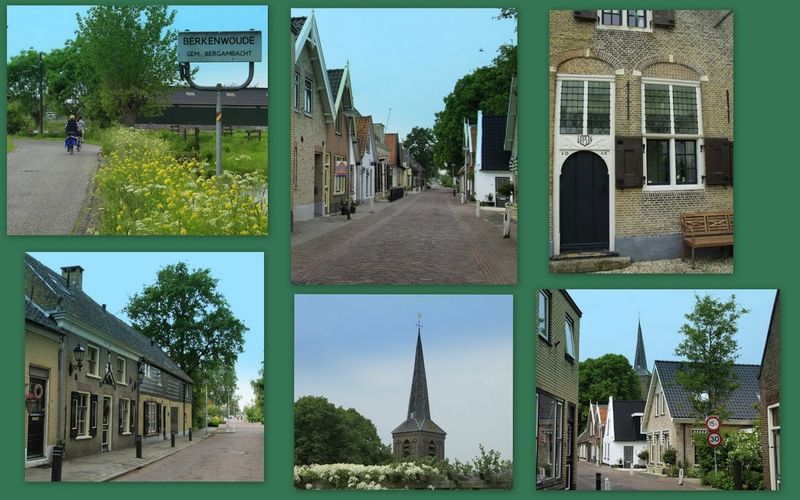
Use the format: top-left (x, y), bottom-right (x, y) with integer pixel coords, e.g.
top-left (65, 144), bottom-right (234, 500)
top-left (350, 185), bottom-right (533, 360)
top-left (560, 151), bottom-right (609, 251)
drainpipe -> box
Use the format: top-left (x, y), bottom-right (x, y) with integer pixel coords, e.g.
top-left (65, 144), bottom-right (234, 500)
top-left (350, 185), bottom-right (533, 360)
top-left (58, 335), bottom-right (67, 445)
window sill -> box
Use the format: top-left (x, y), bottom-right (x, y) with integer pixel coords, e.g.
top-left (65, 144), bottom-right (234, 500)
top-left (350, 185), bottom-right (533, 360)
top-left (86, 373), bottom-right (101, 379)
top-left (75, 435), bottom-right (92, 441)
top-left (537, 335), bottom-right (551, 345)
top-left (643, 184), bottom-right (704, 192)
top-left (122, 431), bottom-right (132, 436)
top-left (303, 112), bottom-right (313, 118)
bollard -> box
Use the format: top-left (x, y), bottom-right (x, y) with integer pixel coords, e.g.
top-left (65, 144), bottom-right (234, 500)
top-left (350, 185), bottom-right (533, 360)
top-left (475, 199), bottom-right (480, 218)
top-left (189, 428), bottom-right (192, 442)
top-left (135, 435), bottom-right (142, 458)
top-left (596, 472), bottom-right (602, 490)
top-left (171, 432), bottom-right (176, 447)
top-left (605, 477), bottom-right (611, 491)
top-left (50, 445), bottom-right (64, 482)
top-left (679, 468), bottom-right (684, 486)
top-left (369, 197), bottom-right (375, 213)
top-left (502, 210), bottom-right (511, 238)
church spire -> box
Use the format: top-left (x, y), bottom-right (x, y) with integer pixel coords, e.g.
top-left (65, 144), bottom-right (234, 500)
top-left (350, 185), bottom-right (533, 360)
top-left (407, 316), bottom-right (431, 421)
top-left (633, 319), bottom-right (650, 376)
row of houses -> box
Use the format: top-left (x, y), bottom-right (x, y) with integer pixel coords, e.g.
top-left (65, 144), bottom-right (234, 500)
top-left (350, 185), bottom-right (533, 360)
top-left (290, 13), bottom-right (424, 223)
top-left (24, 254), bottom-right (193, 467)
top-left (457, 78), bottom-right (518, 208)
top-left (537, 290), bottom-right (780, 491)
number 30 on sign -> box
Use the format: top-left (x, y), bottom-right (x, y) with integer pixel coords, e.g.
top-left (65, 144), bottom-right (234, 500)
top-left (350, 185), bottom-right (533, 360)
top-left (707, 432), bottom-right (723, 447)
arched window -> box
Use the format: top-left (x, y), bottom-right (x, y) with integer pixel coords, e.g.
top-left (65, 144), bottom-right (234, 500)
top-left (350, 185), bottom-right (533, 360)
top-left (428, 440), bottom-right (437, 457)
top-left (402, 439), bottom-right (411, 457)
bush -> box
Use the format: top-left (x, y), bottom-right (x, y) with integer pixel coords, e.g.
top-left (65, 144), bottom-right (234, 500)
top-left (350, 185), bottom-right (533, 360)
top-left (666, 466), bottom-right (679, 477)
top-left (704, 470), bottom-right (735, 490)
top-left (662, 447), bottom-right (677, 466)
top-left (7, 101), bottom-right (35, 134)
top-left (638, 449), bottom-right (649, 462)
top-left (94, 128), bottom-right (267, 235)
top-left (496, 182), bottom-right (514, 197)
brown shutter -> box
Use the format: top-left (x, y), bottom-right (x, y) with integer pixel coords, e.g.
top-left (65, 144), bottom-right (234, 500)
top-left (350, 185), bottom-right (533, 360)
top-left (70, 392), bottom-right (79, 439)
top-left (143, 402), bottom-right (149, 435)
top-left (132, 401), bottom-right (137, 433)
top-left (653, 10), bottom-right (676, 27)
top-left (157, 403), bottom-right (162, 433)
top-left (90, 394), bottom-right (98, 437)
top-left (119, 400), bottom-right (124, 434)
top-left (615, 137), bottom-right (644, 188)
top-left (705, 138), bottom-right (733, 186)
top-left (573, 10), bottom-right (597, 21)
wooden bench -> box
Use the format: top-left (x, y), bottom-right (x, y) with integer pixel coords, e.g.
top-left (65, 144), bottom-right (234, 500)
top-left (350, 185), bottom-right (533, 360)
top-left (245, 129), bottom-right (262, 141)
top-left (680, 211), bottom-right (733, 268)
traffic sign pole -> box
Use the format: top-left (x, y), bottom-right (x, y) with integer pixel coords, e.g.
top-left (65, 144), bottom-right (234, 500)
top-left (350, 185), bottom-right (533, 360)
top-left (216, 87), bottom-right (222, 176)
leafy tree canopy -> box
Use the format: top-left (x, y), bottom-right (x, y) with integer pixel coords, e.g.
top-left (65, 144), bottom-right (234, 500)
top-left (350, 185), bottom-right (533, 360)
top-left (404, 126), bottom-right (436, 179)
top-left (675, 294), bottom-right (748, 420)
top-left (75, 5), bottom-right (179, 125)
top-left (8, 49), bottom-right (46, 125)
top-left (578, 353), bottom-right (641, 429)
top-left (294, 395), bottom-right (392, 466)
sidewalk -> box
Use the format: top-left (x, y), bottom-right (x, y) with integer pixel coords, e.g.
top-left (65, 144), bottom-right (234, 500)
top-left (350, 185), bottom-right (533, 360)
top-left (26, 427), bottom-right (222, 482)
top-left (291, 196), bottom-right (398, 246)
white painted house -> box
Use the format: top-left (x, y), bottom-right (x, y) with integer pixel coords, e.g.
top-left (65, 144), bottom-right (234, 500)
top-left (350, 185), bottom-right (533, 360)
top-left (602, 396), bottom-right (647, 468)
top-left (474, 110), bottom-right (513, 206)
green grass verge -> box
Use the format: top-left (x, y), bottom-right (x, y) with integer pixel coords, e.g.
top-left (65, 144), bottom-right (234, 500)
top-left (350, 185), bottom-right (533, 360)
top-left (6, 136), bottom-right (14, 152)
top-left (155, 128), bottom-right (268, 175)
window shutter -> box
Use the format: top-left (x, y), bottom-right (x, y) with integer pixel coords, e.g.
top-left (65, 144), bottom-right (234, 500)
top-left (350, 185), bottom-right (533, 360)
top-left (157, 403), bottom-right (162, 433)
top-left (653, 10), bottom-right (676, 27)
top-left (131, 401), bottom-right (137, 434)
top-left (573, 10), bottom-right (597, 21)
top-left (90, 394), bottom-right (98, 437)
top-left (119, 400), bottom-right (124, 434)
top-left (704, 138), bottom-right (733, 186)
top-left (143, 402), bottom-right (149, 435)
top-left (70, 392), bottom-right (79, 439)
top-left (615, 137), bottom-right (644, 188)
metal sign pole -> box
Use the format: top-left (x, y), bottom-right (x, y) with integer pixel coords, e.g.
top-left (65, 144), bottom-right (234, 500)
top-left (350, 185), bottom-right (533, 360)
top-left (216, 85), bottom-right (222, 176)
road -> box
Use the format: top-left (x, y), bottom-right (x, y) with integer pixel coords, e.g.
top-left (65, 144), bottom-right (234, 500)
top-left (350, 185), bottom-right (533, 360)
top-left (576, 461), bottom-right (713, 491)
top-left (113, 421), bottom-right (264, 482)
top-left (7, 139), bottom-right (99, 235)
top-left (292, 189), bottom-right (517, 284)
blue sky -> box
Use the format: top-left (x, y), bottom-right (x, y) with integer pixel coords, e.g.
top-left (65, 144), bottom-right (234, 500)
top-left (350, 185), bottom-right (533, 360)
top-left (293, 8), bottom-right (517, 140)
top-left (567, 289), bottom-right (777, 366)
top-left (295, 294), bottom-right (513, 462)
top-left (7, 5), bottom-right (268, 87)
top-left (28, 252), bottom-right (265, 409)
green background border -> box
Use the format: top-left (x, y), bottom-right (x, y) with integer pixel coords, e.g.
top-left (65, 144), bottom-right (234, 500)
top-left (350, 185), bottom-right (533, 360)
top-left (1, 0), bottom-right (794, 497)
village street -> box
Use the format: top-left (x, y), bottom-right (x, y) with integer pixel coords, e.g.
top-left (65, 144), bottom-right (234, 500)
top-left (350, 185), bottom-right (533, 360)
top-left (7, 139), bottom-right (98, 235)
top-left (292, 189), bottom-right (517, 285)
top-left (576, 461), bottom-right (713, 491)
top-left (114, 421), bottom-right (264, 482)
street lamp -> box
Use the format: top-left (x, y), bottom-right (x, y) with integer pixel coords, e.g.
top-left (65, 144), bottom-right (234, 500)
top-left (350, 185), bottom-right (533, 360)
top-left (135, 357), bottom-right (145, 458)
top-left (68, 343), bottom-right (86, 376)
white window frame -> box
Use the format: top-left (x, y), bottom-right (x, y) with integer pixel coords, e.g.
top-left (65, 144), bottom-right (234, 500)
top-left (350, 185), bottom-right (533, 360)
top-left (557, 78), bottom-right (613, 136)
top-left (597, 10), bottom-right (653, 32)
top-left (641, 78), bottom-right (705, 191)
top-left (564, 315), bottom-right (576, 360)
top-left (144, 364), bottom-right (162, 386)
top-left (120, 398), bottom-right (132, 435)
top-left (334, 155), bottom-right (346, 195)
top-left (146, 401), bottom-right (158, 435)
top-left (536, 392), bottom-right (564, 484)
top-left (303, 77), bottom-right (313, 116)
top-left (86, 345), bottom-right (100, 378)
top-left (74, 391), bottom-right (90, 439)
top-left (537, 290), bottom-right (550, 341)
top-left (768, 403), bottom-right (780, 490)
top-left (294, 71), bottom-right (301, 112)
top-left (116, 356), bottom-right (127, 386)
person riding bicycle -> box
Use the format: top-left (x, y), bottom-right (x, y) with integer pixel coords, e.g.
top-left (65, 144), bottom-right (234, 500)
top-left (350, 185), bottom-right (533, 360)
top-left (76, 115), bottom-right (86, 144)
top-left (65, 115), bottom-right (78, 135)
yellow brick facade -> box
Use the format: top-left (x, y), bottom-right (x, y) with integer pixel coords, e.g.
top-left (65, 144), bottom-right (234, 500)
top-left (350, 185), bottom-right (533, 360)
top-left (24, 327), bottom-right (61, 462)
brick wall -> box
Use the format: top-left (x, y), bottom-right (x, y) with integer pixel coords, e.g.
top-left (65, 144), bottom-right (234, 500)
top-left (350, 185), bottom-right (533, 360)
top-left (760, 293), bottom-right (780, 490)
top-left (24, 328), bottom-right (61, 456)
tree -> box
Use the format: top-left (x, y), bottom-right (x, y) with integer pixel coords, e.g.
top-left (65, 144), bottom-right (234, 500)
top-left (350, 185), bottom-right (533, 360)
top-left (578, 354), bottom-right (641, 429)
top-left (124, 262), bottom-right (247, 429)
top-left (404, 127), bottom-right (436, 178)
top-left (294, 396), bottom-right (392, 466)
top-left (248, 363), bottom-right (264, 423)
top-left (674, 294), bottom-right (748, 420)
top-left (75, 5), bottom-right (179, 125)
top-left (433, 44), bottom-right (516, 174)
top-left (44, 42), bottom-right (87, 116)
top-left (8, 49), bottom-right (46, 129)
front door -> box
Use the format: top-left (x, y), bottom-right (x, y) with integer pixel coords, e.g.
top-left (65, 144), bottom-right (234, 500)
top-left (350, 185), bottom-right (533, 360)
top-left (101, 396), bottom-right (112, 451)
top-left (624, 445), bottom-right (633, 468)
top-left (323, 153), bottom-right (331, 214)
top-left (314, 153), bottom-right (324, 216)
top-left (26, 375), bottom-right (47, 459)
top-left (495, 176), bottom-right (511, 208)
top-left (560, 151), bottom-right (609, 251)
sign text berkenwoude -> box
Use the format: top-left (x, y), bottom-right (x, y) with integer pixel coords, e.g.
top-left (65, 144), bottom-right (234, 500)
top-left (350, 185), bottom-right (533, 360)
top-left (178, 31), bottom-right (262, 63)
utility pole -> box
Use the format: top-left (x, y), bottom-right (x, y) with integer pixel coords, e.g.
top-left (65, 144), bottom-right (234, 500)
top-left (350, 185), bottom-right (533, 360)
top-left (205, 383), bottom-right (208, 436)
top-left (38, 52), bottom-right (44, 135)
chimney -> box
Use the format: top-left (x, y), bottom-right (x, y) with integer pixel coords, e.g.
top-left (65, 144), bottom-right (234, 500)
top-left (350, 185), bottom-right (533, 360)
top-left (60, 265), bottom-right (84, 291)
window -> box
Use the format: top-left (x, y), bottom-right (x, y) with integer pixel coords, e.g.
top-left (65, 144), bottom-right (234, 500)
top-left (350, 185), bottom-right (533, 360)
top-left (537, 392), bottom-right (563, 484)
top-left (642, 81), bottom-right (703, 188)
top-left (146, 402), bottom-right (158, 435)
top-left (661, 392), bottom-right (666, 415)
top-left (655, 391), bottom-right (661, 415)
top-left (292, 147), bottom-right (298, 188)
top-left (304, 77), bottom-right (313, 115)
top-left (402, 439), bottom-right (411, 457)
top-left (428, 440), bottom-right (437, 457)
top-left (294, 72), bottom-right (301, 111)
top-left (768, 404), bottom-right (781, 490)
top-left (120, 398), bottom-right (131, 434)
top-left (558, 79), bottom-right (611, 135)
top-left (145, 364), bottom-right (162, 385)
top-left (334, 155), bottom-right (346, 194)
top-left (335, 109), bottom-right (342, 135)
top-left (598, 10), bottom-right (652, 31)
top-left (116, 357), bottom-right (126, 385)
top-left (86, 345), bottom-right (100, 377)
top-left (71, 392), bottom-right (90, 438)
top-left (537, 290), bottom-right (550, 340)
top-left (564, 316), bottom-right (576, 360)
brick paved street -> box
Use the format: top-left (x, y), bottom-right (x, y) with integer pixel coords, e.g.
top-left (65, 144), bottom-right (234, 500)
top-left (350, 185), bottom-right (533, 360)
top-left (576, 461), bottom-right (714, 491)
top-left (292, 189), bottom-right (517, 284)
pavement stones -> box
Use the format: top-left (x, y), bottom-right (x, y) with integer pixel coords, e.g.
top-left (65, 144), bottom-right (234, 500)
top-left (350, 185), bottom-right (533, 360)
top-left (292, 189), bottom-right (517, 285)
top-left (26, 427), bottom-right (219, 482)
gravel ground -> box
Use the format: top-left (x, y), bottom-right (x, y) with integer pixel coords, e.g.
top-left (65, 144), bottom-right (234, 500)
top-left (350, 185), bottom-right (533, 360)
top-left (595, 257), bottom-right (733, 274)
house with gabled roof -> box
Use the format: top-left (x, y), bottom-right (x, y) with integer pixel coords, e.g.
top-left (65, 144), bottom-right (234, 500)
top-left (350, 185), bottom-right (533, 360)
top-left (385, 133), bottom-right (404, 189)
top-left (291, 13), bottom-right (336, 221)
top-left (24, 254), bottom-right (194, 461)
top-left (459, 119), bottom-right (478, 202)
top-left (372, 122), bottom-right (391, 198)
top-left (602, 396), bottom-right (646, 467)
top-left (475, 110), bottom-right (513, 207)
top-left (641, 360), bottom-right (759, 469)
top-left (355, 115), bottom-right (377, 203)
top-left (580, 401), bottom-right (608, 465)
top-left (325, 66), bottom-right (358, 214)
top-left (759, 291), bottom-right (781, 490)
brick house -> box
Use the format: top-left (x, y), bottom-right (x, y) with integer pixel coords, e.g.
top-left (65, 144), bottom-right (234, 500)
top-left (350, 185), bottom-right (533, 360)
top-left (291, 14), bottom-right (335, 221)
top-left (577, 401), bottom-right (607, 465)
top-left (641, 360), bottom-right (758, 469)
top-left (536, 290), bottom-right (580, 490)
top-left (549, 10), bottom-right (733, 260)
top-left (372, 122), bottom-right (391, 198)
top-left (385, 133), bottom-right (405, 188)
top-left (355, 115), bottom-right (377, 203)
top-left (458, 119), bottom-right (477, 202)
top-left (24, 255), bottom-right (193, 462)
top-left (759, 291), bottom-right (780, 490)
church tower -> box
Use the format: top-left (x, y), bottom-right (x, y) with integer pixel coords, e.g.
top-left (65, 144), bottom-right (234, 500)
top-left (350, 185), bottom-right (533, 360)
top-left (392, 317), bottom-right (446, 460)
top-left (633, 319), bottom-right (651, 399)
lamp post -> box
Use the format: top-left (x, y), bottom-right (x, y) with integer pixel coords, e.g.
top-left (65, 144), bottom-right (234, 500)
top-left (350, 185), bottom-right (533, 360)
top-left (68, 343), bottom-right (85, 376)
top-left (135, 358), bottom-right (145, 458)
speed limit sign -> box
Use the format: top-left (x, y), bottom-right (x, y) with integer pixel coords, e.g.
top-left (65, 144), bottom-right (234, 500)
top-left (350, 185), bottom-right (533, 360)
top-left (705, 416), bottom-right (721, 432)
top-left (707, 432), bottom-right (723, 447)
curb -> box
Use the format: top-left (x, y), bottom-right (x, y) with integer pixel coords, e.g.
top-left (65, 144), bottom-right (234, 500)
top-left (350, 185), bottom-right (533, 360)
top-left (102, 431), bottom-right (217, 482)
